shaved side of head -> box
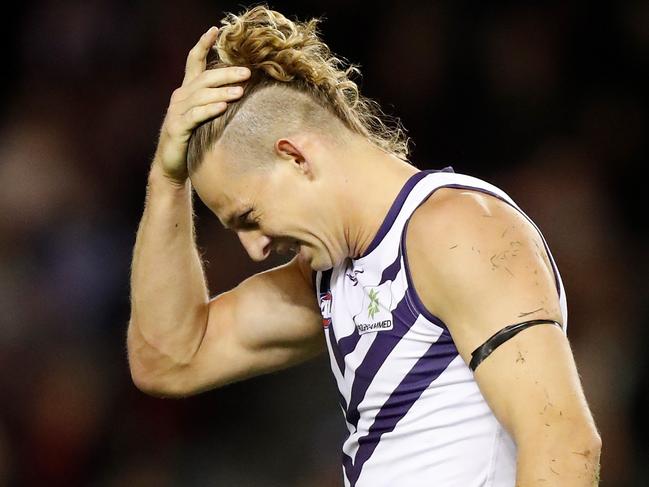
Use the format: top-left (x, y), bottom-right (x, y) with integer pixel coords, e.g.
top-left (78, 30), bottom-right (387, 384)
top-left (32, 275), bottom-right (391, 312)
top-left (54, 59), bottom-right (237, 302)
top-left (208, 84), bottom-right (350, 172)
top-left (186, 6), bottom-right (409, 179)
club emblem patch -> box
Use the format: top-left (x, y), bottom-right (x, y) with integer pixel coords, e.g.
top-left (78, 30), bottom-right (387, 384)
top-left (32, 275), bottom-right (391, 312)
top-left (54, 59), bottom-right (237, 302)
top-left (353, 282), bottom-right (393, 334)
top-left (319, 291), bottom-right (332, 328)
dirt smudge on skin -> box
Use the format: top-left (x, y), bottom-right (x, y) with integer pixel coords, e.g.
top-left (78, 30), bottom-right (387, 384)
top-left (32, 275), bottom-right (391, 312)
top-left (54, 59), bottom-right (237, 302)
top-left (518, 307), bottom-right (544, 317)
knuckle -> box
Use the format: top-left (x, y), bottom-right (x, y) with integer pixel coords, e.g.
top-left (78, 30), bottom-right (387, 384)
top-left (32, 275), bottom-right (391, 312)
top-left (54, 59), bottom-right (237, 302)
top-left (199, 69), bottom-right (218, 84)
top-left (187, 90), bottom-right (202, 105)
top-left (187, 45), bottom-right (199, 58)
top-left (202, 90), bottom-right (221, 104)
top-left (197, 69), bottom-right (214, 83)
top-left (170, 88), bottom-right (183, 102)
top-left (190, 106), bottom-right (204, 121)
top-left (189, 92), bottom-right (204, 106)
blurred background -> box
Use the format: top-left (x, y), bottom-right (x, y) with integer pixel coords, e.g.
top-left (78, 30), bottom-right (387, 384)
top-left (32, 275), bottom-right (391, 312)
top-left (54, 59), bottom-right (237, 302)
top-left (0, 0), bottom-right (647, 485)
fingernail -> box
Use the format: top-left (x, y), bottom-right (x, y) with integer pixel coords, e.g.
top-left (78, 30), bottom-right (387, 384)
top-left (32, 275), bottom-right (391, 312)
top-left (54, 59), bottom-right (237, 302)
top-left (238, 67), bottom-right (250, 77)
top-left (229, 87), bottom-right (243, 95)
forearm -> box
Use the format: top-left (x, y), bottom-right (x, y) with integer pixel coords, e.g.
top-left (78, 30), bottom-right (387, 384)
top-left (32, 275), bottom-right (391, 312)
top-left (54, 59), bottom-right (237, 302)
top-left (515, 435), bottom-right (601, 486)
top-left (128, 160), bottom-right (209, 368)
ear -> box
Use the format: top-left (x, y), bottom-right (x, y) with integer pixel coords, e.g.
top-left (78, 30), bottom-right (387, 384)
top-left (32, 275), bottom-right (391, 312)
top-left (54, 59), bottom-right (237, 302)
top-left (275, 138), bottom-right (313, 178)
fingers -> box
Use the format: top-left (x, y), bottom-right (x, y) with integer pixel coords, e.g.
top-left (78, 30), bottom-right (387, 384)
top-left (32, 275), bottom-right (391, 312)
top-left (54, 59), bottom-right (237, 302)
top-left (184, 103), bottom-right (229, 127)
top-left (171, 66), bottom-right (250, 104)
top-left (187, 66), bottom-right (251, 90)
top-left (166, 28), bottom-right (253, 138)
top-left (178, 86), bottom-right (244, 114)
top-left (164, 102), bottom-right (228, 139)
top-left (183, 26), bottom-right (219, 84)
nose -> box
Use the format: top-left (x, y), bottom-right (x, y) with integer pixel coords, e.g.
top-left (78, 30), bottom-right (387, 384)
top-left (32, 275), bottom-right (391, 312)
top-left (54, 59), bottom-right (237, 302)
top-left (236, 229), bottom-right (272, 261)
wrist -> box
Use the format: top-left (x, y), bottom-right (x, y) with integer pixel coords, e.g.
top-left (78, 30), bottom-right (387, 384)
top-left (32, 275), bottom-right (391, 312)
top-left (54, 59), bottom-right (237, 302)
top-left (149, 159), bottom-right (190, 192)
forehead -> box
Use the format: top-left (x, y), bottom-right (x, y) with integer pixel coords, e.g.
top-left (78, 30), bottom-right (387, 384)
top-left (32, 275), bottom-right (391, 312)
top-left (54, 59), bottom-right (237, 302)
top-left (190, 144), bottom-right (260, 219)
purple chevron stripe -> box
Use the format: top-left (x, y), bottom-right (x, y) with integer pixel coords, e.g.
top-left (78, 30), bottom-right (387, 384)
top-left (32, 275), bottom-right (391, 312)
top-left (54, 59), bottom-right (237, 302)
top-left (398, 217), bottom-right (450, 331)
top-left (343, 328), bottom-right (459, 486)
top-left (342, 452), bottom-right (354, 483)
top-left (335, 247), bottom-right (403, 360)
top-left (333, 168), bottom-right (457, 373)
top-left (334, 250), bottom-right (405, 367)
top-left (337, 328), bottom-right (361, 358)
top-left (357, 167), bottom-right (454, 260)
top-left (378, 250), bottom-right (402, 285)
top-left (344, 295), bottom-right (417, 429)
top-left (359, 171), bottom-right (428, 259)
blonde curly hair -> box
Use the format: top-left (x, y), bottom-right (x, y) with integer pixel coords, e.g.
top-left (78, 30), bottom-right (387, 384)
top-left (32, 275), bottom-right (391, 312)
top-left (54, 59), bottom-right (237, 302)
top-left (187, 6), bottom-right (410, 171)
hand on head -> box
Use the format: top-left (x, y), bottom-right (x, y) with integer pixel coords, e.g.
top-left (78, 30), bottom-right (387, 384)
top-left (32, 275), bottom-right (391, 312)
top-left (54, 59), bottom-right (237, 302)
top-left (154, 26), bottom-right (250, 186)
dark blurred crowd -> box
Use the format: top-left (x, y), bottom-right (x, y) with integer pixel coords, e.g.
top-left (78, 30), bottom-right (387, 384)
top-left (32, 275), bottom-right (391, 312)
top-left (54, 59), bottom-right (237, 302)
top-left (0, 1), bottom-right (647, 486)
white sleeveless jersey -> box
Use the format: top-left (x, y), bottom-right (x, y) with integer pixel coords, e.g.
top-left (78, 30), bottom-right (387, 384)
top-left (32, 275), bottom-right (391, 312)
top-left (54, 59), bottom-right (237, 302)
top-left (315, 168), bottom-right (568, 487)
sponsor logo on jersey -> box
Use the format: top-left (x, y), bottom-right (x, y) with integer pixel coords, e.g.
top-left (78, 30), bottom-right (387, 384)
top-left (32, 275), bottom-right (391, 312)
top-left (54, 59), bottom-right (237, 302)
top-left (319, 291), bottom-right (332, 328)
top-left (353, 282), bottom-right (393, 335)
top-left (356, 319), bottom-right (393, 334)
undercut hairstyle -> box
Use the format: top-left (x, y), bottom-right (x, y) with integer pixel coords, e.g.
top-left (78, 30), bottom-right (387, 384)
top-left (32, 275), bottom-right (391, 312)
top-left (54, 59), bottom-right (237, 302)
top-left (186, 5), bottom-right (410, 173)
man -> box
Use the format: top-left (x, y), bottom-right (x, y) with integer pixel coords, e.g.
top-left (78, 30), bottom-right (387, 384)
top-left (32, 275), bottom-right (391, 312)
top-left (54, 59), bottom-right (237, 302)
top-left (127, 7), bottom-right (601, 486)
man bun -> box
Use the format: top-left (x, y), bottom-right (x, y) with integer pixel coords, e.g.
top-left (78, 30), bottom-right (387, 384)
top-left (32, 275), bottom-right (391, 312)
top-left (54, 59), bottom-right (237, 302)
top-left (215, 6), bottom-right (351, 95)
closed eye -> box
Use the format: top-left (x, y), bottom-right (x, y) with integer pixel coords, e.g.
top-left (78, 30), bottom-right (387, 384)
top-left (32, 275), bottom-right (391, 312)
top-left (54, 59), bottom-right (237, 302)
top-left (238, 209), bottom-right (259, 229)
top-left (222, 208), bottom-right (259, 231)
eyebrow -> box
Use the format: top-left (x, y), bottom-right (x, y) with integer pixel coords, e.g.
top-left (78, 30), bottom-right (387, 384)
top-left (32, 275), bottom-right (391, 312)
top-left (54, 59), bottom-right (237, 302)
top-left (222, 208), bottom-right (252, 230)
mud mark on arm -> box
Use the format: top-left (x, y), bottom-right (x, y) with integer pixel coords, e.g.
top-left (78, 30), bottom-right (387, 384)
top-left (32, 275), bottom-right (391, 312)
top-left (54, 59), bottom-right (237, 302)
top-left (518, 307), bottom-right (545, 318)
top-left (489, 241), bottom-right (522, 274)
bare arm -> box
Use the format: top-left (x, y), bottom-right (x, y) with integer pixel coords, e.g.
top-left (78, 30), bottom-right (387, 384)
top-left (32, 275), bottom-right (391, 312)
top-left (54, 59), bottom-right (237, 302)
top-left (406, 188), bottom-right (601, 486)
top-left (127, 27), bottom-right (324, 397)
top-left (128, 223), bottom-right (324, 397)
top-left (128, 163), bottom-right (208, 375)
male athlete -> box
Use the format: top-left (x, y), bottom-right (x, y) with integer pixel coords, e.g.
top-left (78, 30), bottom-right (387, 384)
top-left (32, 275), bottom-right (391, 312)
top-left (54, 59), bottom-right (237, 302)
top-left (127, 7), bottom-right (601, 486)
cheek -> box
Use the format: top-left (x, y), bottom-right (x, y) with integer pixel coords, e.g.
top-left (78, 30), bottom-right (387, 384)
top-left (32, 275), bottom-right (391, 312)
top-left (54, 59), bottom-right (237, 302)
top-left (264, 195), bottom-right (315, 238)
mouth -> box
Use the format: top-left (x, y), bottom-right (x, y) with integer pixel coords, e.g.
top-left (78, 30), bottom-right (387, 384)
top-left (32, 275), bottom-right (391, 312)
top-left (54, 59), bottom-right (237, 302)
top-left (275, 240), bottom-right (301, 256)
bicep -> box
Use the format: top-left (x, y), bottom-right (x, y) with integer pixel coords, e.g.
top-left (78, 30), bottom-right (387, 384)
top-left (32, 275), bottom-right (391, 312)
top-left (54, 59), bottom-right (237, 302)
top-left (183, 256), bottom-right (324, 393)
top-left (409, 190), bottom-right (594, 441)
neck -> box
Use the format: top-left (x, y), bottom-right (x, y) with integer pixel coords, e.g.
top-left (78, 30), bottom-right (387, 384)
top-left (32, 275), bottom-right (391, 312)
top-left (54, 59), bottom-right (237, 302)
top-left (331, 142), bottom-right (419, 260)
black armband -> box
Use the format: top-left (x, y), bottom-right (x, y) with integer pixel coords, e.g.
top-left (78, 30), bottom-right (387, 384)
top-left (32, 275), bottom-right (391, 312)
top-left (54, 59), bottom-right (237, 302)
top-left (469, 319), bottom-right (563, 372)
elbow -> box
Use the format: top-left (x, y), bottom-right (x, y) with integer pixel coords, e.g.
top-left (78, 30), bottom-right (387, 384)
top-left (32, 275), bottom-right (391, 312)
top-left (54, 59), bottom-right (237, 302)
top-left (567, 429), bottom-right (602, 479)
top-left (129, 362), bottom-right (196, 399)
top-left (127, 344), bottom-right (197, 399)
top-left (581, 428), bottom-right (602, 462)
top-left (594, 434), bottom-right (602, 455)
top-left (515, 425), bottom-right (602, 485)
top-left (127, 320), bottom-right (199, 398)
top-left (128, 363), bottom-right (164, 397)
top-left (518, 421), bottom-right (602, 464)
top-left (567, 421), bottom-right (602, 460)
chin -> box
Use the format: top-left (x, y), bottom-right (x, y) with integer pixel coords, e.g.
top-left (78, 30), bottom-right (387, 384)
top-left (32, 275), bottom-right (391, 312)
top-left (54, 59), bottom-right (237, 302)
top-left (303, 247), bottom-right (338, 272)
top-left (310, 261), bottom-right (333, 272)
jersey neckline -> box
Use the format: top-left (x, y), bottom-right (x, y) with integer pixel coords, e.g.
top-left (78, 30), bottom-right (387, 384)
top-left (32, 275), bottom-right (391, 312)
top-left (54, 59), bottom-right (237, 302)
top-left (354, 166), bottom-right (455, 261)
top-left (355, 170), bottom-right (428, 260)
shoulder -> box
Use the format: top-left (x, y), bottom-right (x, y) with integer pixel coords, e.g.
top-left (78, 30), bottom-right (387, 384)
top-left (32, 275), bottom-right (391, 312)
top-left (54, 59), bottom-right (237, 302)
top-left (406, 185), bottom-right (549, 270)
top-left (405, 186), bottom-right (561, 354)
top-left (407, 186), bottom-right (536, 244)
